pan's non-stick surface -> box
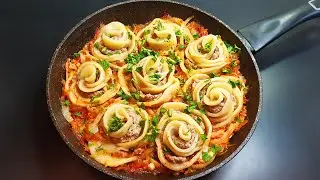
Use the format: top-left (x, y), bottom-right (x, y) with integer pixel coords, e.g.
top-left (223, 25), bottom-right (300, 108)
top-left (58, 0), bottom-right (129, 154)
top-left (46, 1), bottom-right (262, 179)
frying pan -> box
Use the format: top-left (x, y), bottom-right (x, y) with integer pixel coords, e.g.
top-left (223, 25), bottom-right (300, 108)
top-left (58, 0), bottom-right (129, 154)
top-left (46, 0), bottom-right (320, 179)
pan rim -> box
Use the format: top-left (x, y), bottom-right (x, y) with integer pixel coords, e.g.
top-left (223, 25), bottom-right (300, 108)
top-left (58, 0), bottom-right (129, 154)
top-left (46, 0), bottom-right (263, 179)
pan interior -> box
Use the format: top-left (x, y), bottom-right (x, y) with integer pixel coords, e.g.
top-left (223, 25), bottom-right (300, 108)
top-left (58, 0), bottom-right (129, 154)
top-left (47, 1), bottom-right (261, 179)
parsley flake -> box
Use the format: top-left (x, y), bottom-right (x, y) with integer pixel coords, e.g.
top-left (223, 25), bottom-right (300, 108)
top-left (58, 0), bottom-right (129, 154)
top-left (109, 116), bottom-right (123, 132)
top-left (98, 60), bottom-right (110, 70)
top-left (193, 33), bottom-right (200, 39)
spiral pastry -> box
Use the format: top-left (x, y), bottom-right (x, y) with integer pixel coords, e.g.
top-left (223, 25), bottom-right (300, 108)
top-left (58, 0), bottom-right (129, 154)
top-left (155, 102), bottom-right (212, 171)
top-left (137, 18), bottom-right (192, 52)
top-left (182, 34), bottom-right (229, 75)
top-left (183, 74), bottom-right (244, 128)
top-left (118, 55), bottom-right (180, 107)
top-left (91, 21), bottom-right (136, 64)
top-left (88, 103), bottom-right (149, 167)
top-left (65, 61), bottom-right (120, 107)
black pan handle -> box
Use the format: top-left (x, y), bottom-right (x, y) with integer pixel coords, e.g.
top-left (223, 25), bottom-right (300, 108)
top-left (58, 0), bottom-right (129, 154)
top-left (237, 0), bottom-right (320, 51)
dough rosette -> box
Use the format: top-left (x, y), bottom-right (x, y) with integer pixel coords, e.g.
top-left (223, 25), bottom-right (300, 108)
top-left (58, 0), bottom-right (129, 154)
top-left (65, 60), bottom-right (120, 107)
top-left (155, 102), bottom-right (213, 171)
top-left (137, 18), bottom-right (192, 52)
top-left (90, 21), bottom-right (136, 65)
top-left (183, 74), bottom-right (244, 129)
top-left (88, 103), bottom-right (149, 167)
top-left (182, 34), bottom-right (229, 75)
top-left (118, 55), bottom-right (180, 107)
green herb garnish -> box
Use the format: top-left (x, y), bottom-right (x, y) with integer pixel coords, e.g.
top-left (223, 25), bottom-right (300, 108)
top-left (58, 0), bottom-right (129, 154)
top-left (73, 52), bottom-right (80, 58)
top-left (94, 42), bottom-right (100, 49)
top-left (63, 100), bottom-right (70, 106)
top-left (160, 107), bottom-right (167, 115)
top-left (202, 152), bottom-right (212, 162)
top-left (193, 33), bottom-right (200, 39)
top-left (117, 89), bottom-right (131, 100)
top-left (132, 91), bottom-right (141, 101)
top-left (109, 116), bottom-right (123, 132)
top-left (195, 117), bottom-right (201, 124)
top-left (231, 60), bottom-right (238, 67)
top-left (98, 60), bottom-right (110, 70)
top-left (144, 29), bottom-right (151, 35)
top-left (127, 31), bottom-right (132, 40)
top-left (221, 67), bottom-right (232, 74)
top-left (149, 73), bottom-right (161, 82)
top-left (155, 21), bottom-right (165, 31)
top-left (175, 30), bottom-right (182, 37)
top-left (135, 66), bottom-right (143, 72)
top-left (200, 134), bottom-right (207, 141)
top-left (178, 44), bottom-right (185, 50)
top-left (204, 40), bottom-right (213, 52)
top-left (151, 115), bottom-right (159, 126)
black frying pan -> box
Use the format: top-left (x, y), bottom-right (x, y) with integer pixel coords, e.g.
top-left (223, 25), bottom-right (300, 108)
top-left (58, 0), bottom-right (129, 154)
top-left (46, 0), bottom-right (320, 179)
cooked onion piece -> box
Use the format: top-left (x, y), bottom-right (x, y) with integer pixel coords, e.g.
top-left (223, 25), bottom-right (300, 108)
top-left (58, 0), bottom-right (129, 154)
top-left (90, 22), bottom-right (136, 65)
top-left (65, 61), bottom-right (120, 107)
top-left (137, 18), bottom-right (193, 52)
top-left (182, 34), bottom-right (229, 76)
top-left (118, 55), bottom-right (180, 107)
top-left (155, 102), bottom-right (212, 171)
top-left (183, 74), bottom-right (244, 128)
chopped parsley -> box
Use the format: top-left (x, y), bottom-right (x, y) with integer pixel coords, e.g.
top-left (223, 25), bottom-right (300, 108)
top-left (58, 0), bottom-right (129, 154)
top-left (202, 152), bottom-right (212, 162)
top-left (62, 100), bottom-right (70, 106)
top-left (211, 144), bottom-right (222, 155)
top-left (195, 117), bottom-right (201, 124)
top-left (175, 30), bottom-right (182, 37)
top-left (160, 107), bottom-right (167, 115)
top-left (127, 31), bottom-right (132, 40)
top-left (90, 95), bottom-right (100, 103)
top-left (139, 102), bottom-right (145, 109)
top-left (209, 73), bottom-right (216, 78)
top-left (221, 67), bottom-right (232, 74)
top-left (193, 33), bottom-right (200, 39)
top-left (202, 145), bottom-right (222, 162)
top-left (132, 91), bottom-right (141, 101)
top-left (224, 41), bottom-right (241, 53)
top-left (178, 44), bottom-right (185, 50)
top-left (228, 80), bottom-right (237, 88)
top-left (94, 42), bottom-right (100, 49)
top-left (200, 107), bottom-right (206, 115)
top-left (231, 60), bottom-right (238, 67)
top-left (98, 60), bottom-right (110, 70)
top-left (184, 102), bottom-right (197, 114)
top-left (200, 134), bottom-right (207, 141)
top-left (117, 89), bottom-right (131, 100)
top-left (155, 21), bottom-right (165, 31)
top-left (151, 115), bottom-right (159, 126)
top-left (147, 117), bottom-right (160, 142)
top-left (74, 112), bottom-right (82, 117)
top-left (204, 40), bottom-right (213, 52)
top-left (168, 50), bottom-right (181, 65)
top-left (139, 120), bottom-right (145, 128)
top-left (125, 48), bottom-right (158, 72)
top-left (135, 66), bottom-right (142, 72)
top-left (228, 79), bottom-right (242, 89)
top-left (149, 73), bottom-right (161, 82)
top-left (167, 109), bottom-right (173, 117)
top-left (109, 116), bottom-right (124, 132)
top-left (73, 52), bottom-right (80, 58)
top-left (144, 29), bottom-right (151, 35)
top-left (184, 35), bottom-right (190, 43)
top-left (147, 126), bottom-right (159, 142)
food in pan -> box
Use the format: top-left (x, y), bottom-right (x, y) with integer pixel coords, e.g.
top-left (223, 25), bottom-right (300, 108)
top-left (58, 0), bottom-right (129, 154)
top-left (61, 15), bottom-right (247, 175)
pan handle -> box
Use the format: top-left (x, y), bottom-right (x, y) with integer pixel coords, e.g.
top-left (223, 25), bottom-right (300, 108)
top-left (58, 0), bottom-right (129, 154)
top-left (237, 0), bottom-right (320, 52)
